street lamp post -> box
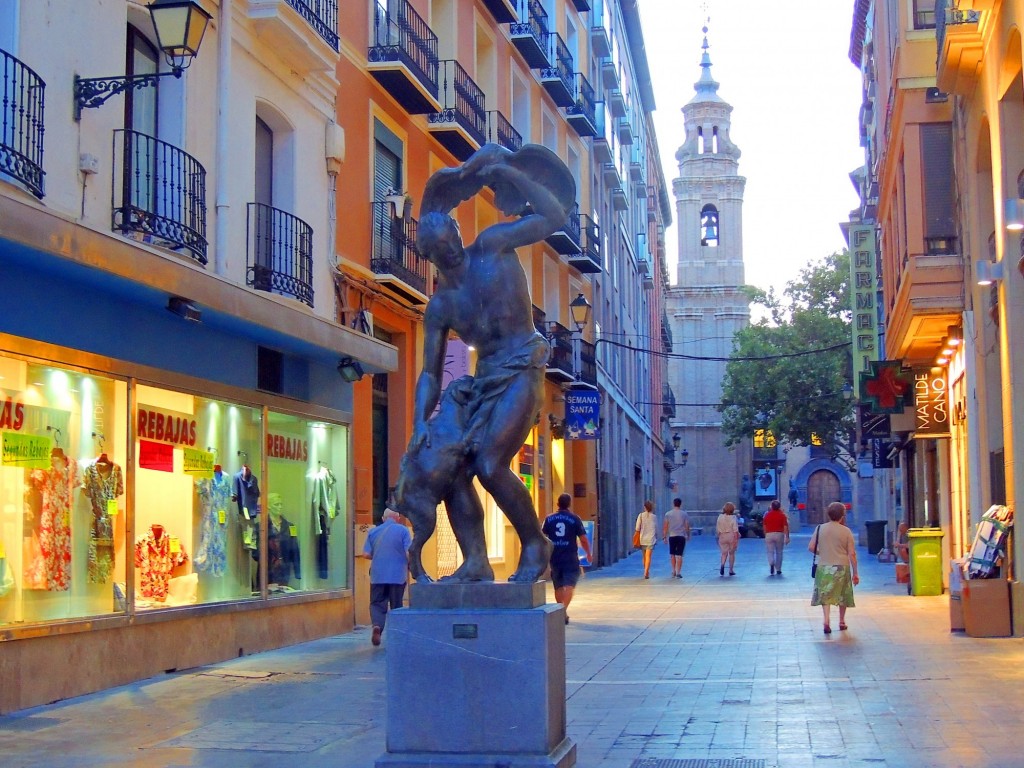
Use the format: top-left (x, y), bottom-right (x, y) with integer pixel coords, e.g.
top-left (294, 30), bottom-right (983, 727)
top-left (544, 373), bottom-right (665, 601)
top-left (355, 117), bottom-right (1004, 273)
top-left (73, 0), bottom-right (212, 119)
top-left (569, 292), bottom-right (592, 385)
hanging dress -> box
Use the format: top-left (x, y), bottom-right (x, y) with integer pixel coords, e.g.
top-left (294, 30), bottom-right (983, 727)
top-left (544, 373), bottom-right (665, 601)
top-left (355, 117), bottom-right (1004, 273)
top-left (82, 460), bottom-right (124, 584)
top-left (33, 453), bottom-right (78, 591)
top-left (194, 472), bottom-right (232, 577)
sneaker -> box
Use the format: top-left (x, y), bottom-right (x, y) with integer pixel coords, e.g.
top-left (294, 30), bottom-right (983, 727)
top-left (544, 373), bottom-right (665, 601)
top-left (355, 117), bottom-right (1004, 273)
top-left (371, 626), bottom-right (382, 647)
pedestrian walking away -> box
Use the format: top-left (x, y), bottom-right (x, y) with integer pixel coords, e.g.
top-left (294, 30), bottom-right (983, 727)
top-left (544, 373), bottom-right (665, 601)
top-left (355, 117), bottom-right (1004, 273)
top-left (542, 493), bottom-right (592, 624)
top-left (809, 501), bottom-right (859, 634)
top-left (716, 502), bottom-right (740, 576)
top-left (635, 500), bottom-right (657, 579)
top-left (763, 499), bottom-right (790, 575)
top-left (359, 508), bottom-right (411, 646)
top-left (662, 497), bottom-right (692, 578)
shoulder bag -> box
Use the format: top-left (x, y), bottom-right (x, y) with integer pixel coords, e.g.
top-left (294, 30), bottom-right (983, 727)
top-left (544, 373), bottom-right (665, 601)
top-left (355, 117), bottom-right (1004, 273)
top-left (811, 525), bottom-right (820, 578)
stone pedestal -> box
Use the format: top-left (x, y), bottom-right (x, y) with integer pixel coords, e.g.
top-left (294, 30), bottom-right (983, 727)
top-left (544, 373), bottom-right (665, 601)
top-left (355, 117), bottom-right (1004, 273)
top-left (375, 582), bottom-right (576, 767)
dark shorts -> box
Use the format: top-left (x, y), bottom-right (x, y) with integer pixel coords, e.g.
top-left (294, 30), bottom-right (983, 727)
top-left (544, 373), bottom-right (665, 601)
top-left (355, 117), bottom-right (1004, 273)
top-left (550, 562), bottom-right (581, 589)
top-left (668, 536), bottom-right (687, 556)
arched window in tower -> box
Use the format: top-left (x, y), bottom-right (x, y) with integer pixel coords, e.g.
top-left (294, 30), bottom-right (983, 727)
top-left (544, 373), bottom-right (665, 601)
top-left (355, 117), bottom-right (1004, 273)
top-left (697, 126), bottom-right (704, 155)
top-left (712, 126), bottom-right (719, 154)
top-left (700, 204), bottom-right (719, 247)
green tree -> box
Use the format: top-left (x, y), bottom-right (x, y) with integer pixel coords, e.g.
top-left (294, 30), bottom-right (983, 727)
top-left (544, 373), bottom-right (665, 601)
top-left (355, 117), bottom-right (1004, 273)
top-left (718, 251), bottom-right (855, 463)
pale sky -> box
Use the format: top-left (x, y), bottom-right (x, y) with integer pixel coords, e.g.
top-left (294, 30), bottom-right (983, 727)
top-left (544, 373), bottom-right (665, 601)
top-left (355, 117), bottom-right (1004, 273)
top-left (639, 1), bottom-right (864, 295)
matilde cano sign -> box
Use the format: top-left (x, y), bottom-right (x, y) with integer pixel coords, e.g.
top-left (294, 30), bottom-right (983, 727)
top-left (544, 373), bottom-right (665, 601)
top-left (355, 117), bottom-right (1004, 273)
top-left (913, 369), bottom-right (950, 438)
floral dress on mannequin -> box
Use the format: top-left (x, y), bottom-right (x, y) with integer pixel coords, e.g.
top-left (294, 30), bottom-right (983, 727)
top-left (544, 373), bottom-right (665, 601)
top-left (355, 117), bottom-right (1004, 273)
top-left (194, 469), bottom-right (232, 577)
top-left (82, 456), bottom-right (124, 583)
top-left (26, 448), bottom-right (78, 591)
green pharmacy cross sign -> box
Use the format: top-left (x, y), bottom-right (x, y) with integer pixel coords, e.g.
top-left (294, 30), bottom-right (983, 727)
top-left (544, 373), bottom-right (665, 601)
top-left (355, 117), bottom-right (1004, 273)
top-left (859, 360), bottom-right (914, 414)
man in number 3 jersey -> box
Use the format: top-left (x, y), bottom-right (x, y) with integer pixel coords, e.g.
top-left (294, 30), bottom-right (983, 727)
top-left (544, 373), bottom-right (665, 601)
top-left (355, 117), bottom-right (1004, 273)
top-left (542, 493), bottom-right (592, 625)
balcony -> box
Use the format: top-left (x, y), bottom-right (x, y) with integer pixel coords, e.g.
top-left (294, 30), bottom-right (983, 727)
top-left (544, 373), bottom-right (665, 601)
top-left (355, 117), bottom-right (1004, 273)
top-left (578, 339), bottom-right (597, 386)
top-left (600, 56), bottom-right (619, 90)
top-left (590, 1), bottom-right (611, 59)
top-left (616, 114), bottom-right (633, 145)
top-left (567, 214), bottom-right (601, 274)
top-left (636, 233), bottom-right (654, 288)
top-left (935, 0), bottom-right (985, 95)
top-left (368, 0), bottom-right (440, 115)
top-left (592, 105), bottom-right (613, 165)
top-left (480, 0), bottom-right (517, 24)
top-left (510, 0), bottom-right (550, 69)
top-left (540, 33), bottom-right (574, 107)
top-left (486, 110), bottom-right (522, 151)
top-left (546, 202), bottom-right (582, 254)
top-left (604, 163), bottom-right (627, 211)
top-left (565, 73), bottom-right (597, 138)
top-left (629, 144), bottom-right (645, 182)
top-left (370, 201), bottom-right (429, 305)
top-left (607, 86), bottom-right (625, 118)
top-left (0, 48), bottom-right (45, 199)
top-left (885, 244), bottom-right (965, 363)
top-left (246, 203), bottom-right (314, 307)
top-left (112, 129), bottom-right (207, 265)
top-left (428, 60), bottom-right (486, 161)
top-left (248, 0), bottom-right (339, 72)
top-left (544, 320), bottom-right (575, 383)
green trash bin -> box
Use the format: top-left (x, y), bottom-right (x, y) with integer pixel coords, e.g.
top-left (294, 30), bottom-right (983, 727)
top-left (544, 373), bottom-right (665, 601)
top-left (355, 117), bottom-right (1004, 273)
top-left (908, 528), bottom-right (944, 596)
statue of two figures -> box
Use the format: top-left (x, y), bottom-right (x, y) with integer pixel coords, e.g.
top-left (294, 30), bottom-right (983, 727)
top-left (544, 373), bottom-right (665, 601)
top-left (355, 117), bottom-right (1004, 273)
top-left (390, 143), bottom-right (577, 584)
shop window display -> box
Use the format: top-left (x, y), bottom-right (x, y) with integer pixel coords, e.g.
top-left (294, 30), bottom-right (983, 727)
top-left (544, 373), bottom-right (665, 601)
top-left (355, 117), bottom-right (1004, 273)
top-left (264, 412), bottom-right (349, 593)
top-left (133, 385), bottom-right (263, 609)
top-left (0, 356), bottom-right (129, 626)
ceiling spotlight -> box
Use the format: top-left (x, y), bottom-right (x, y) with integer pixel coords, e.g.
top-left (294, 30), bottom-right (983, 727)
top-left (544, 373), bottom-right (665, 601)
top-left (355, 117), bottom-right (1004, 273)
top-left (167, 296), bottom-right (201, 322)
top-left (337, 357), bottom-right (365, 383)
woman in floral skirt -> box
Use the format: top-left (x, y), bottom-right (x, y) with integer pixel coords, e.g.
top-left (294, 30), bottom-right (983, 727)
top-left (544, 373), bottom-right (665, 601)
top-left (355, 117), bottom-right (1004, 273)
top-left (809, 501), bottom-right (859, 634)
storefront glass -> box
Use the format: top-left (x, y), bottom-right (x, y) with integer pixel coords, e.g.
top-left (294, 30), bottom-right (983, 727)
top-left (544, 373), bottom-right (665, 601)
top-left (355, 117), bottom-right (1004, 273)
top-left (0, 356), bottom-right (128, 625)
top-left (264, 411), bottom-right (349, 593)
top-left (134, 384), bottom-right (264, 609)
top-left (0, 352), bottom-right (351, 629)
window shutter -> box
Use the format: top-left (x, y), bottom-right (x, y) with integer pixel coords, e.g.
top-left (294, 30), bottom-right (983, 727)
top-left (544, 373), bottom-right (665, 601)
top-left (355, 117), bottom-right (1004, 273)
top-left (921, 123), bottom-right (955, 239)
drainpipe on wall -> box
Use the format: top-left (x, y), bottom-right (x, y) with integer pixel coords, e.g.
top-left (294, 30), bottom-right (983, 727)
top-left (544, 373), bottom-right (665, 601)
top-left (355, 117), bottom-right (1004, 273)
top-left (213, 5), bottom-right (232, 278)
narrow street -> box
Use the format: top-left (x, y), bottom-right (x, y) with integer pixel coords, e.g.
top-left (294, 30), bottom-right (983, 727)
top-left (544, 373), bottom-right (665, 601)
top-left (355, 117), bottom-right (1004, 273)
top-left (3, 532), bottom-right (1023, 768)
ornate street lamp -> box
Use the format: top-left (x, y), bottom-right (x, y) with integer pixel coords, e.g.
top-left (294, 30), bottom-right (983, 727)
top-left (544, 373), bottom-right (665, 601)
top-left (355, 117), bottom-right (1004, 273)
top-left (568, 293), bottom-right (593, 386)
top-left (74, 0), bottom-right (212, 120)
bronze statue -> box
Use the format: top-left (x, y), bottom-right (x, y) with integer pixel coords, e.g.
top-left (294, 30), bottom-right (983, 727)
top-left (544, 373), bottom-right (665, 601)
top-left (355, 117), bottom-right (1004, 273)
top-left (392, 143), bottom-right (576, 583)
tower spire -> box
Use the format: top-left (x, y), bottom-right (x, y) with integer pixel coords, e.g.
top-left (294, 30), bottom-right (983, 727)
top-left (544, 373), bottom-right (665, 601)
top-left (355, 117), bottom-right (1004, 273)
top-left (692, 17), bottom-right (722, 102)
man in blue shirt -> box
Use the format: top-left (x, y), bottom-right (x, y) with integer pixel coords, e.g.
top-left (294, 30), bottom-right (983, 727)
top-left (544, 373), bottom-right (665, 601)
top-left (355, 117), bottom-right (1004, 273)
top-left (360, 508), bottom-right (411, 646)
top-left (542, 494), bottom-right (592, 625)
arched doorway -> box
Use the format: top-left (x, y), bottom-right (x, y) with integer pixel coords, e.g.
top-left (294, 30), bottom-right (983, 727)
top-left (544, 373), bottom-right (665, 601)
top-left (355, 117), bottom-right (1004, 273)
top-left (806, 470), bottom-right (841, 525)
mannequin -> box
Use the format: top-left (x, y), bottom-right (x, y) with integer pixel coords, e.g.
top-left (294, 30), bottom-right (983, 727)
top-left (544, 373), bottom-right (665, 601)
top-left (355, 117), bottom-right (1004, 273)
top-left (232, 463), bottom-right (260, 551)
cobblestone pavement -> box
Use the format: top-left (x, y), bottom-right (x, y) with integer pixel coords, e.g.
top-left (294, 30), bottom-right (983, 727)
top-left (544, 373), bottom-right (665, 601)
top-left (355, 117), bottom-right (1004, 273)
top-left (3, 530), bottom-right (1024, 767)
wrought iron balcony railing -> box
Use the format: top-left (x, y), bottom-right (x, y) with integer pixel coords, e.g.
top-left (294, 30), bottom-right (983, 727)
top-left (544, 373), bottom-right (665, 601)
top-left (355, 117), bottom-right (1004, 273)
top-left (428, 58), bottom-right (487, 154)
top-left (510, 0), bottom-right (550, 69)
top-left (545, 321), bottom-right (575, 381)
top-left (540, 32), bottom-right (574, 106)
top-left (371, 201), bottom-right (428, 297)
top-left (112, 129), bottom-right (207, 265)
top-left (369, 0), bottom-right (439, 107)
top-left (246, 202), bottom-right (314, 307)
top-left (287, 0), bottom-right (339, 49)
top-left (565, 72), bottom-right (597, 137)
top-left (486, 110), bottom-right (523, 151)
top-left (546, 202), bottom-right (582, 254)
top-left (1, 48), bottom-right (45, 198)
